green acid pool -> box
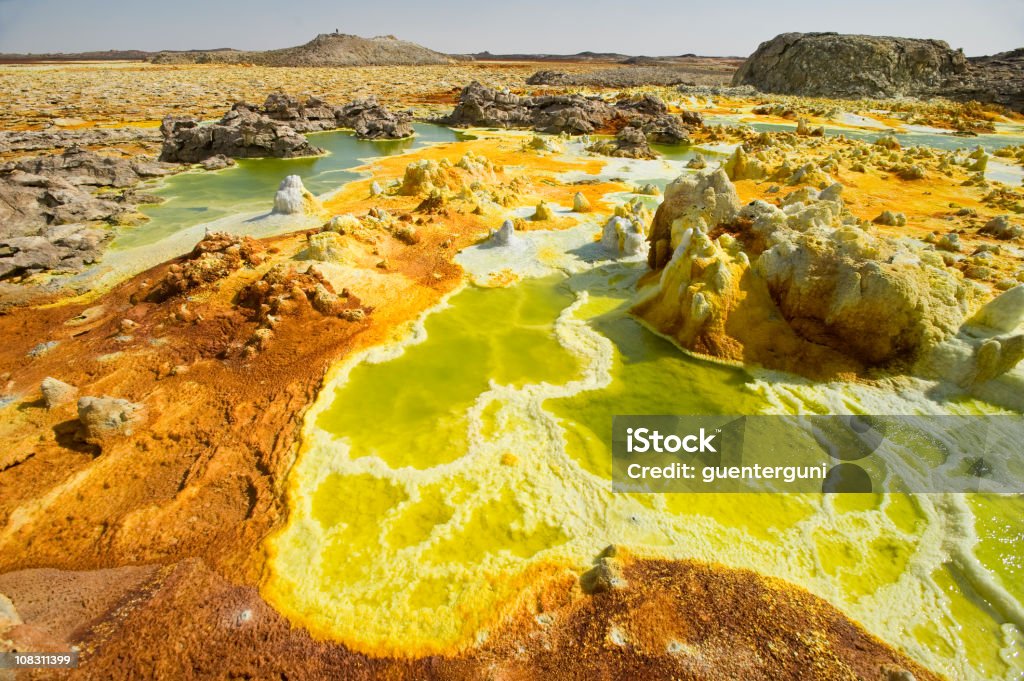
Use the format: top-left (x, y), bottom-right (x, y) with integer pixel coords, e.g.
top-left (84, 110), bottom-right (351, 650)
top-left (266, 264), bottom-right (1024, 678)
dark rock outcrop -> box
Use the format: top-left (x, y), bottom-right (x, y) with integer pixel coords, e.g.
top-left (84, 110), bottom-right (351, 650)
top-left (587, 126), bottom-right (657, 159)
top-left (445, 82), bottom-right (617, 133)
top-left (160, 94), bottom-right (415, 163)
top-left (443, 82), bottom-right (701, 141)
top-left (0, 127), bottom-right (161, 155)
top-left (0, 148), bottom-right (176, 281)
top-left (159, 106), bottom-right (325, 164)
top-left (335, 98), bottom-right (414, 139)
top-left (732, 32), bottom-right (1024, 111)
top-left (259, 93), bottom-right (339, 133)
top-left (526, 67), bottom-right (694, 87)
top-left (955, 49), bottom-right (1024, 112)
top-left (731, 33), bottom-right (967, 98)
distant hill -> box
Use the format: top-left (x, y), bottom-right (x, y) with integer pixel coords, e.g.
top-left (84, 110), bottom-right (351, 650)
top-left (150, 33), bottom-right (452, 66)
top-left (464, 51), bottom-right (632, 62)
top-left (0, 49), bottom-right (154, 63)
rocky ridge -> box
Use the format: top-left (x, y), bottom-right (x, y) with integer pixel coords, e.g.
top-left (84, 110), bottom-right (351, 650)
top-left (160, 94), bottom-right (412, 164)
top-left (443, 83), bottom-right (701, 150)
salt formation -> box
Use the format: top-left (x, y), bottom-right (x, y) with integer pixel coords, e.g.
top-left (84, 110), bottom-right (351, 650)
top-left (489, 219), bottom-right (517, 246)
top-left (723, 145), bottom-right (767, 181)
top-left (970, 285), bottom-right (1024, 333)
top-left (532, 201), bottom-right (554, 221)
top-left (399, 158), bottom-right (458, 196)
top-left (637, 170), bottom-right (981, 378)
top-left (601, 216), bottom-right (647, 257)
top-left (646, 169), bottom-right (739, 270)
top-left (573, 192), bottom-right (591, 213)
top-left (272, 175), bottom-right (321, 215)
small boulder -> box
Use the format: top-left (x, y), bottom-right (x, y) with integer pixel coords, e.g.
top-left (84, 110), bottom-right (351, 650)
top-left (77, 395), bottom-right (145, 442)
top-left (40, 377), bottom-right (77, 408)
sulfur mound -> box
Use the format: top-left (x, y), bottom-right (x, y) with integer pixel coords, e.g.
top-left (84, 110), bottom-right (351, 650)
top-left (636, 171), bottom-right (976, 377)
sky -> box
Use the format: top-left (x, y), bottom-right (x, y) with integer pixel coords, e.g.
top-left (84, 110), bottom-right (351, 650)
top-left (1, 0), bottom-right (1022, 57)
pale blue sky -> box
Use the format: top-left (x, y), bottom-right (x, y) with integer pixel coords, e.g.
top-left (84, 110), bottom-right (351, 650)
top-left (1, 0), bottom-right (1022, 57)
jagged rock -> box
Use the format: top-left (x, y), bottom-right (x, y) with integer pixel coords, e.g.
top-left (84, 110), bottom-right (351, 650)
top-left (444, 82), bottom-right (701, 138)
top-left (732, 32), bottom-right (1023, 111)
top-left (527, 67), bottom-right (694, 88)
top-left (952, 48), bottom-right (1024, 112)
top-left (78, 395), bottom-right (145, 442)
top-left (0, 148), bottom-right (175, 280)
top-left (273, 175), bottom-right (321, 215)
top-left (732, 32), bottom-right (967, 98)
top-left (639, 115), bottom-right (692, 145)
top-left (159, 106), bottom-right (325, 164)
top-left (336, 97), bottom-right (413, 139)
top-left (11, 147), bottom-right (171, 188)
top-left (587, 126), bottom-right (657, 159)
top-left (40, 377), bottom-right (77, 408)
top-left (647, 169), bottom-right (741, 270)
top-left (259, 93), bottom-right (338, 132)
top-left (446, 82), bottom-right (614, 133)
top-left (0, 127), bottom-right (160, 155)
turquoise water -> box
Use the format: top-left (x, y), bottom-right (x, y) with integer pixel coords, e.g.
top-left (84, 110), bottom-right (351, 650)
top-left (113, 124), bottom-right (463, 250)
top-left (704, 114), bottom-right (1024, 154)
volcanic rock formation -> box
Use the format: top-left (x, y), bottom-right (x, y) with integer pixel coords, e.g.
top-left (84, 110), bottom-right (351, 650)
top-left (160, 94), bottom-right (414, 163)
top-left (732, 32), bottom-right (1024, 111)
top-left (159, 107), bottom-right (324, 164)
top-left (443, 82), bottom-right (701, 139)
top-left (0, 148), bottom-right (175, 280)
